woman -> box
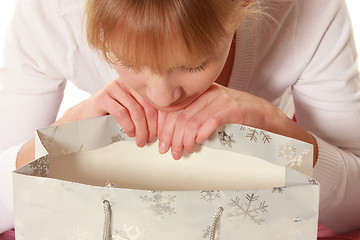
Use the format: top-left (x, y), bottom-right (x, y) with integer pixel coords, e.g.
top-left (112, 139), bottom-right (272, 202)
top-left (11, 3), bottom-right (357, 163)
top-left (0, 0), bottom-right (359, 235)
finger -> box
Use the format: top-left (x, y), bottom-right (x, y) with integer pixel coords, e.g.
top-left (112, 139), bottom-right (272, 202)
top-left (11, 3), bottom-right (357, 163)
top-left (105, 97), bottom-right (135, 138)
top-left (157, 111), bottom-right (180, 155)
top-left (183, 104), bottom-right (222, 153)
top-left (157, 111), bottom-right (167, 137)
top-left (195, 110), bottom-right (232, 144)
top-left (171, 95), bottom-right (213, 155)
top-left (108, 82), bottom-right (149, 147)
top-left (171, 104), bottom-right (204, 157)
top-left (133, 95), bottom-right (158, 143)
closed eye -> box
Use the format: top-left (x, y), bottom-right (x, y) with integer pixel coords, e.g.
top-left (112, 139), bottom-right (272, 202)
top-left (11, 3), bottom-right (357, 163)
top-left (116, 60), bottom-right (135, 70)
top-left (182, 61), bottom-right (209, 74)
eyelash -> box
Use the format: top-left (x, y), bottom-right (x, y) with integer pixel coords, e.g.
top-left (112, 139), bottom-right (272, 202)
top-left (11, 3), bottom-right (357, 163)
top-left (117, 60), bottom-right (134, 70)
top-left (185, 62), bottom-right (209, 74)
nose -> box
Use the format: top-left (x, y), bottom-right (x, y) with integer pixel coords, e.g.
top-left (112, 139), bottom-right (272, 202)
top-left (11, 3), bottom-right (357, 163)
top-left (146, 73), bottom-right (182, 108)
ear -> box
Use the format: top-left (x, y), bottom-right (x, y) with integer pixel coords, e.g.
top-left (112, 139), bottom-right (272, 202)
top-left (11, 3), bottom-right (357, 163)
top-left (241, 0), bottom-right (251, 7)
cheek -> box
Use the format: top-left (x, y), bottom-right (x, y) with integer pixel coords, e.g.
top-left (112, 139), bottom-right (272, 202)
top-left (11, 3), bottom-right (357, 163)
top-left (114, 67), bottom-right (147, 93)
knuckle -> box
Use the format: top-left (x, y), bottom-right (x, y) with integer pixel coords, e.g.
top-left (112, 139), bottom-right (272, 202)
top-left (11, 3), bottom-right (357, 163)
top-left (208, 116), bottom-right (222, 127)
top-left (137, 131), bottom-right (149, 142)
top-left (188, 118), bottom-right (202, 131)
top-left (177, 112), bottom-right (190, 125)
top-left (112, 106), bottom-right (128, 119)
top-left (145, 107), bottom-right (157, 119)
top-left (131, 107), bottom-right (145, 121)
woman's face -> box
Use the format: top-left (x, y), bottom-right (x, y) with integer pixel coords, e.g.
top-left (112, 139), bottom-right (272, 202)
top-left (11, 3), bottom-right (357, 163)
top-left (112, 38), bottom-right (233, 112)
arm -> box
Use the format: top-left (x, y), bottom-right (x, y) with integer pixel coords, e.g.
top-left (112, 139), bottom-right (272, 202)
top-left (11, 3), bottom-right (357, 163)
top-left (0, 1), bottom-right (159, 232)
top-left (0, 0), bottom-right (69, 233)
top-left (292, 0), bottom-right (360, 233)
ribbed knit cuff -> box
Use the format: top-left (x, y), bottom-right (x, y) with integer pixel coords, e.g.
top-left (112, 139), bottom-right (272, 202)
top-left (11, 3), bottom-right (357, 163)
top-left (0, 143), bottom-right (24, 233)
top-left (312, 134), bottom-right (343, 203)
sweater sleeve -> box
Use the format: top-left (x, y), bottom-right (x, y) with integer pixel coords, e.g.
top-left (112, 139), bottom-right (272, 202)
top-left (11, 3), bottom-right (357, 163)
top-left (0, 143), bottom-right (24, 233)
top-left (0, 0), bottom-right (71, 233)
top-left (292, 0), bottom-right (360, 233)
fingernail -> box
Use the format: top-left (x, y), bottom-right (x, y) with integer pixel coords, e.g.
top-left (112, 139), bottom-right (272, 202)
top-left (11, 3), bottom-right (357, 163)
top-left (137, 141), bottom-right (145, 148)
top-left (159, 142), bottom-right (168, 154)
top-left (185, 148), bottom-right (194, 155)
top-left (172, 150), bottom-right (182, 160)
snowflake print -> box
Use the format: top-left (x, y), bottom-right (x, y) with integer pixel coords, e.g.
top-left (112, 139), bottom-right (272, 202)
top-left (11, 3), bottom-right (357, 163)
top-left (64, 225), bottom-right (95, 240)
top-left (111, 133), bottom-right (125, 143)
top-left (292, 148), bottom-right (312, 168)
top-left (272, 186), bottom-right (286, 194)
top-left (227, 194), bottom-right (268, 225)
top-left (113, 224), bottom-right (147, 240)
top-left (200, 191), bottom-right (221, 203)
top-left (279, 144), bottom-right (297, 162)
top-left (29, 156), bottom-right (49, 177)
top-left (246, 129), bottom-right (272, 143)
top-left (308, 178), bottom-right (318, 185)
top-left (218, 130), bottom-right (236, 147)
top-left (140, 192), bottom-right (176, 217)
top-left (260, 131), bottom-right (272, 143)
top-left (246, 129), bottom-right (259, 142)
top-left (41, 136), bottom-right (54, 149)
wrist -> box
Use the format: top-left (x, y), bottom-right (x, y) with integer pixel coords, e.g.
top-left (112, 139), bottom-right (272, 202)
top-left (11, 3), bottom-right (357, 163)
top-left (267, 111), bottom-right (318, 166)
top-left (16, 139), bottom-right (35, 169)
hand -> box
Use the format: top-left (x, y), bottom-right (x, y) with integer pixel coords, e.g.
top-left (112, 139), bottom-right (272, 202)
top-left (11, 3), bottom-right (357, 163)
top-left (57, 78), bottom-right (158, 147)
top-left (157, 83), bottom-right (288, 160)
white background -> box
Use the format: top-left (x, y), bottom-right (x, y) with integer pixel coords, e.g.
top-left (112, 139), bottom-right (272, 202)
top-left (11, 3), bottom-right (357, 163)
top-left (0, 1), bottom-right (359, 118)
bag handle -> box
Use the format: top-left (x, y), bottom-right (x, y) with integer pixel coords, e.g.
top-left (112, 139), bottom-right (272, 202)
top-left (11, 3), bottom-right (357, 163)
top-left (103, 200), bottom-right (112, 240)
top-left (102, 200), bottom-right (224, 240)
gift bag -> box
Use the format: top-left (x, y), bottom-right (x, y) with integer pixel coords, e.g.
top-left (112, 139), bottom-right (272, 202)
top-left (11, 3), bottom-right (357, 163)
top-left (13, 115), bottom-right (319, 239)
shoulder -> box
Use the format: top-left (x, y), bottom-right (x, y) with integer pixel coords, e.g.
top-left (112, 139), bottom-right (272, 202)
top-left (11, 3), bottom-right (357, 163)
top-left (16, 0), bottom-right (85, 19)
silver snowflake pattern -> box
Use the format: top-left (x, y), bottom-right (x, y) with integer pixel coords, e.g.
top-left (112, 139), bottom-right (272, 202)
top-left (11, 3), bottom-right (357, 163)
top-left (140, 192), bottom-right (176, 216)
top-left (260, 131), bottom-right (272, 143)
top-left (246, 129), bottom-right (272, 144)
top-left (272, 186), bottom-right (286, 194)
top-left (308, 178), bottom-right (318, 185)
top-left (279, 144), bottom-right (297, 162)
top-left (292, 148), bottom-right (312, 168)
top-left (111, 133), bottom-right (126, 143)
top-left (218, 130), bottom-right (236, 147)
top-left (64, 225), bottom-right (95, 240)
top-left (113, 224), bottom-right (147, 240)
top-left (201, 191), bottom-right (221, 203)
top-left (29, 156), bottom-right (49, 177)
top-left (41, 136), bottom-right (54, 149)
top-left (227, 194), bottom-right (268, 225)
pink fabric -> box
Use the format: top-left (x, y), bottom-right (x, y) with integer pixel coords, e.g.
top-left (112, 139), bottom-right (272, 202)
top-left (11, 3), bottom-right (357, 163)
top-left (0, 229), bottom-right (14, 240)
top-left (318, 224), bottom-right (360, 240)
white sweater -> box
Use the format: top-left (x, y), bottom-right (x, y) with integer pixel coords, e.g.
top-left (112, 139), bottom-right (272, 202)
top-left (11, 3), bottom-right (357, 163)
top-left (1, 0), bottom-right (359, 234)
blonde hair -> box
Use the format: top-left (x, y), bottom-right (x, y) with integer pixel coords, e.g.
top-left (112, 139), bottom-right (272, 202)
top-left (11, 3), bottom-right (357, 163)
top-left (85, 0), bottom-right (259, 73)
